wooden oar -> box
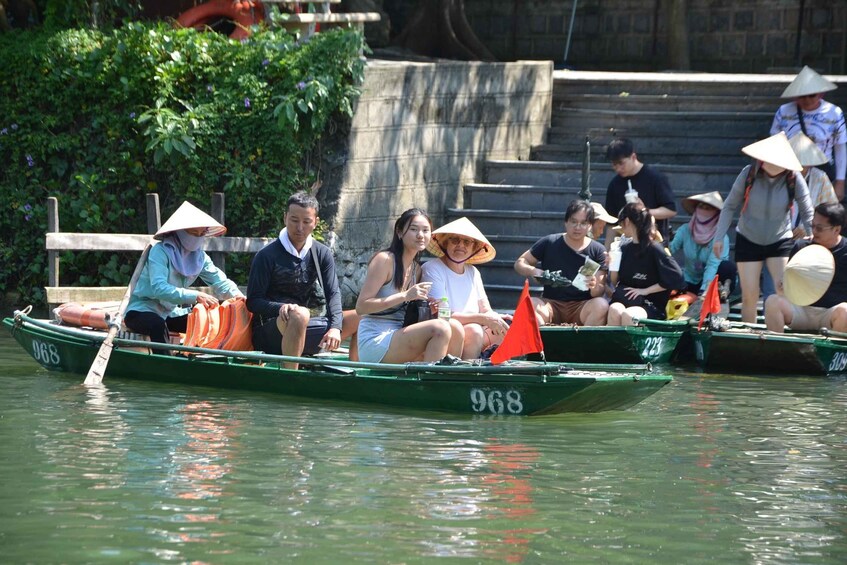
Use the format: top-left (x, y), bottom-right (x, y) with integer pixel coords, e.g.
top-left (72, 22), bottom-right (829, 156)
top-left (84, 242), bottom-right (153, 385)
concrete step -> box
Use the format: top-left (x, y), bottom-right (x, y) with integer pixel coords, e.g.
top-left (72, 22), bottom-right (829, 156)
top-left (550, 109), bottom-right (773, 137)
top-left (484, 160), bottom-right (740, 194)
top-left (445, 207), bottom-right (566, 236)
top-left (552, 93), bottom-right (782, 113)
top-left (531, 143), bottom-right (751, 167)
top-left (485, 284), bottom-right (540, 310)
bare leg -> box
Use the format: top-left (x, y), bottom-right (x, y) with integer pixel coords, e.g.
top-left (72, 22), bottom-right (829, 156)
top-left (341, 309), bottom-right (360, 361)
top-left (531, 297), bottom-right (553, 326)
top-left (278, 306), bottom-right (310, 370)
top-left (830, 304), bottom-right (847, 332)
top-left (381, 319), bottom-right (451, 363)
top-left (621, 306), bottom-right (648, 326)
top-left (764, 295), bottom-right (792, 332)
top-left (581, 297), bottom-right (610, 326)
top-left (447, 318), bottom-right (465, 357)
top-left (460, 322), bottom-right (485, 359)
top-left (765, 256), bottom-right (788, 295)
top-left (607, 302), bottom-right (625, 326)
top-left (737, 261), bottom-right (764, 323)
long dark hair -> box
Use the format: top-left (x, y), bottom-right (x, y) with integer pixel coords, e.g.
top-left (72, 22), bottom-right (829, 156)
top-left (385, 208), bottom-right (432, 290)
top-left (618, 202), bottom-right (654, 251)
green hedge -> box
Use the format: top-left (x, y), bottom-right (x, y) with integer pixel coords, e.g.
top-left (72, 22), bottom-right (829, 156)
top-left (0, 23), bottom-right (365, 306)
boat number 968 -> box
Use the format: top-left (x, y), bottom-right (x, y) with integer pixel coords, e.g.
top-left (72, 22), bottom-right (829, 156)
top-left (31, 339), bottom-right (61, 366)
top-left (828, 352), bottom-right (847, 373)
top-left (470, 388), bottom-right (523, 414)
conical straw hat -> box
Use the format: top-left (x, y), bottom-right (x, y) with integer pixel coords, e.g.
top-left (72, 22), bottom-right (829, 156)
top-left (783, 244), bottom-right (835, 306)
top-left (682, 191), bottom-right (724, 214)
top-left (781, 65), bottom-right (837, 98)
top-left (428, 217), bottom-right (496, 264)
top-left (742, 132), bottom-right (803, 171)
top-left (155, 201), bottom-right (227, 240)
top-left (788, 132), bottom-right (829, 167)
top-left (590, 202), bottom-right (617, 223)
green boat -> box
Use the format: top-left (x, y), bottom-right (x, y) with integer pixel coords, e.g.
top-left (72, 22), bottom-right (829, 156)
top-left (688, 322), bottom-right (847, 376)
top-left (5, 312), bottom-right (672, 416)
top-left (537, 318), bottom-right (689, 364)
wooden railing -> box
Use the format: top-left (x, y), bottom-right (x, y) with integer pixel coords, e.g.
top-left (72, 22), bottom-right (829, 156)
top-left (46, 193), bottom-right (271, 307)
top-left (263, 0), bottom-right (380, 37)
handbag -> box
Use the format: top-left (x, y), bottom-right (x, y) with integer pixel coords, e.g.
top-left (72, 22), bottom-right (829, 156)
top-left (402, 299), bottom-right (434, 327)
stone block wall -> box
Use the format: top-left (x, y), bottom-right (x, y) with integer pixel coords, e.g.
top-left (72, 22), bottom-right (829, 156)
top-left (328, 60), bottom-right (552, 303)
top-left (388, 0), bottom-right (846, 73)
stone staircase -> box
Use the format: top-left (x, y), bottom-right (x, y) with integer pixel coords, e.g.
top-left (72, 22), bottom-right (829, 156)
top-left (447, 70), bottom-right (847, 309)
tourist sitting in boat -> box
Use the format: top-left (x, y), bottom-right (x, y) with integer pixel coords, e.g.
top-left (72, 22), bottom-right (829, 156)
top-left (607, 203), bottom-right (685, 325)
top-left (765, 202), bottom-right (847, 333)
top-left (589, 202), bottom-right (617, 241)
top-left (712, 132), bottom-right (814, 323)
top-left (514, 199), bottom-right (609, 326)
top-left (355, 209), bottom-right (463, 363)
top-left (421, 217), bottom-right (510, 359)
top-left (125, 201), bottom-right (243, 345)
top-left (246, 192), bottom-right (359, 369)
top-left (669, 191), bottom-right (737, 303)
top-left (789, 132), bottom-right (839, 232)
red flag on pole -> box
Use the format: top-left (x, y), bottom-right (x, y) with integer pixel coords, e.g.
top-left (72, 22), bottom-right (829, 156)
top-left (491, 279), bottom-right (544, 364)
top-left (697, 275), bottom-right (722, 330)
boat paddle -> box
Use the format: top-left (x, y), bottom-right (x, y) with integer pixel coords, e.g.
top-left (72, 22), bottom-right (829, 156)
top-left (84, 242), bottom-right (153, 386)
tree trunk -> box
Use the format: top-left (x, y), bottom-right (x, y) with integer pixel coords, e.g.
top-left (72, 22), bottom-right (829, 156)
top-left (666, 0), bottom-right (690, 70)
top-left (391, 0), bottom-right (496, 61)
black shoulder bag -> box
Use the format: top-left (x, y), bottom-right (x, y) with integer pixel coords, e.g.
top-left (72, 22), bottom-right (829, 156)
top-left (402, 263), bottom-right (434, 327)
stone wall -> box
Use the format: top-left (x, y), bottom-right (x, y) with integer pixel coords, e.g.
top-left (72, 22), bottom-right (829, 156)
top-left (328, 60), bottom-right (552, 303)
top-left (387, 0), bottom-right (846, 73)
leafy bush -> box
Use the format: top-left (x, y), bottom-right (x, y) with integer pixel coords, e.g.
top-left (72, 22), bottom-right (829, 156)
top-left (0, 23), bottom-right (365, 306)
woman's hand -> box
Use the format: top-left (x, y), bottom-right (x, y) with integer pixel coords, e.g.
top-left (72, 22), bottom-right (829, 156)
top-left (624, 287), bottom-right (645, 300)
top-left (481, 312), bottom-right (510, 336)
top-left (196, 292), bottom-right (219, 307)
top-left (404, 282), bottom-right (432, 301)
top-left (712, 240), bottom-right (723, 258)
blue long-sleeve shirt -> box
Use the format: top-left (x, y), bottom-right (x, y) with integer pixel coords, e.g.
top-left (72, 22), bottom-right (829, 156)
top-left (669, 225), bottom-right (731, 293)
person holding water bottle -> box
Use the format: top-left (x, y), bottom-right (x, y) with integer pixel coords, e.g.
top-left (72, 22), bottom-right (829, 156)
top-left (356, 209), bottom-right (464, 363)
top-left (604, 138), bottom-right (677, 247)
top-left (422, 217), bottom-right (511, 360)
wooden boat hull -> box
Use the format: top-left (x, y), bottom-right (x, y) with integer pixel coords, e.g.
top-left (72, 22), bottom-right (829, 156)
top-left (689, 326), bottom-right (847, 376)
top-left (4, 316), bottom-right (671, 416)
top-left (539, 320), bottom-right (688, 364)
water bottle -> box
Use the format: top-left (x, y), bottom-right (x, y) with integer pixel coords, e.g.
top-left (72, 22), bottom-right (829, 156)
top-left (625, 179), bottom-right (639, 204)
top-left (438, 296), bottom-right (451, 320)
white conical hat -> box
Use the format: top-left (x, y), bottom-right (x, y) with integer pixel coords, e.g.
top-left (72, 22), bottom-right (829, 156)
top-left (682, 191), bottom-right (724, 214)
top-left (784, 244), bottom-right (835, 306)
top-left (781, 66), bottom-right (837, 98)
top-left (788, 132), bottom-right (829, 167)
top-left (428, 217), bottom-right (496, 265)
top-left (742, 132), bottom-right (803, 171)
top-left (155, 201), bottom-right (227, 240)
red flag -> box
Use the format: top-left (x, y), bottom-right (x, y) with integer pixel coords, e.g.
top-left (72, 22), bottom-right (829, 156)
top-left (491, 280), bottom-right (544, 364)
top-left (697, 275), bottom-right (721, 330)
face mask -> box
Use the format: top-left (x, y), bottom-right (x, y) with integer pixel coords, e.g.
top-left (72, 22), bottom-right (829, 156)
top-left (176, 230), bottom-right (206, 251)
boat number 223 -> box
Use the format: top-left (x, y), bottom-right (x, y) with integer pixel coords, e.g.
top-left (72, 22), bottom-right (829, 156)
top-left (470, 389), bottom-right (523, 414)
top-left (32, 339), bottom-right (61, 366)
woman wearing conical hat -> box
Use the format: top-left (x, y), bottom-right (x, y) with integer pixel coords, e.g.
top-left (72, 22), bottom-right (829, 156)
top-left (669, 191), bottom-right (737, 301)
top-left (125, 201), bottom-right (243, 344)
top-left (421, 217), bottom-right (510, 359)
top-left (771, 65), bottom-right (846, 199)
top-left (789, 132), bottom-right (839, 234)
top-left (713, 132), bottom-right (814, 323)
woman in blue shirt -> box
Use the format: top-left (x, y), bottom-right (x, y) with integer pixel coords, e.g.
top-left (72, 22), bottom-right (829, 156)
top-left (125, 201), bottom-right (242, 343)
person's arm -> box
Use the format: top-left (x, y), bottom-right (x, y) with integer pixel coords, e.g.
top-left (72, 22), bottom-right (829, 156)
top-left (650, 206), bottom-right (676, 220)
top-left (793, 171), bottom-right (814, 232)
top-left (199, 253), bottom-right (242, 299)
top-left (699, 236), bottom-right (727, 293)
top-left (834, 143), bottom-right (846, 199)
top-left (245, 247), bottom-right (286, 320)
top-left (356, 252), bottom-right (424, 315)
top-left (147, 246), bottom-right (199, 305)
top-left (713, 167), bottom-right (748, 256)
top-left (318, 246), bottom-right (343, 332)
top-left (514, 249), bottom-right (542, 279)
top-left (421, 260), bottom-right (447, 302)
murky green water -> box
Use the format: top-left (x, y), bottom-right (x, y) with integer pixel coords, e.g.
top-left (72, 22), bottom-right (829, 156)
top-left (1, 334), bottom-right (845, 564)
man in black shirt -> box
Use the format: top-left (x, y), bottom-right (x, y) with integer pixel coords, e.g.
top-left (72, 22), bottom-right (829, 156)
top-left (604, 138), bottom-right (677, 246)
top-left (765, 202), bottom-right (847, 332)
top-left (247, 192), bottom-right (359, 368)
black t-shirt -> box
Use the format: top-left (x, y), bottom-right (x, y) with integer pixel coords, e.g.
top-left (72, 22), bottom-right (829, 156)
top-left (605, 164), bottom-right (676, 238)
top-left (530, 234), bottom-right (607, 301)
top-left (616, 241), bottom-right (685, 316)
top-left (791, 238), bottom-right (847, 308)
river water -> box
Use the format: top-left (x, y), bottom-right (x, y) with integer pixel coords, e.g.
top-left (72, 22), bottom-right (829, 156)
top-left (1, 333), bottom-right (845, 564)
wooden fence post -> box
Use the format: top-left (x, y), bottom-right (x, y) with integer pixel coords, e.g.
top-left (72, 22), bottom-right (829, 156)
top-left (47, 197), bottom-right (59, 288)
top-left (146, 193), bottom-right (161, 235)
top-left (211, 192), bottom-right (225, 271)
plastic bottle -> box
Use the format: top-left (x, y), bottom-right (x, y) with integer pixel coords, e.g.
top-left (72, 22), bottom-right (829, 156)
top-left (624, 179), bottom-right (639, 204)
top-left (438, 296), bottom-right (451, 320)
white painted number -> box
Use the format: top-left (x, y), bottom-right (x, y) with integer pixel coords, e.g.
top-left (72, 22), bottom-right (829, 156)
top-left (31, 339), bottom-right (61, 366)
top-left (828, 352), bottom-right (847, 373)
top-left (470, 388), bottom-right (524, 414)
top-left (694, 340), bottom-right (705, 362)
top-left (641, 336), bottom-right (665, 360)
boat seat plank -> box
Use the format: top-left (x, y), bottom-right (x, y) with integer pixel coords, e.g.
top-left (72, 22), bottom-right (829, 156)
top-left (46, 233), bottom-right (272, 253)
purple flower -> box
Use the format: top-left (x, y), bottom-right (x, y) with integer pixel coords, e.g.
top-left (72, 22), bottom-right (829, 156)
top-left (23, 203), bottom-right (32, 212)
top-left (262, 59), bottom-right (270, 66)
top-left (244, 97), bottom-right (251, 108)
top-left (0, 128), bottom-right (6, 135)
top-left (296, 81), bottom-right (306, 91)
top-left (129, 112), bottom-right (136, 119)
top-left (25, 215), bottom-right (31, 222)
top-left (26, 154), bottom-right (34, 167)
top-left (11, 123), bottom-right (18, 130)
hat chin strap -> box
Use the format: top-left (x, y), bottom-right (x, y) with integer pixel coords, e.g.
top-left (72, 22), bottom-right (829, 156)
top-left (438, 240), bottom-right (484, 265)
